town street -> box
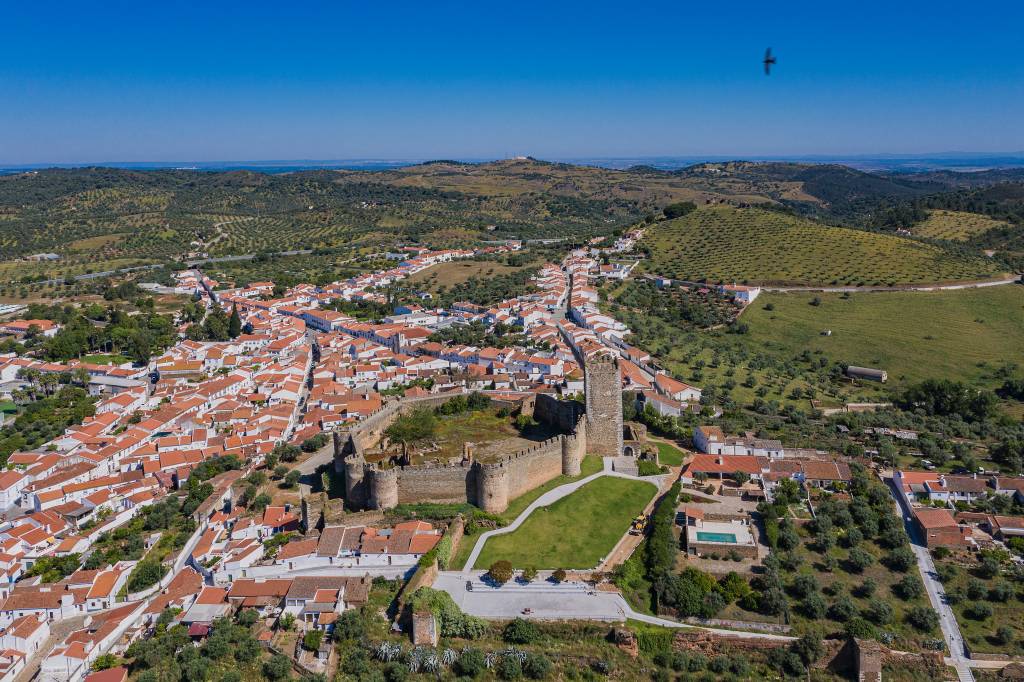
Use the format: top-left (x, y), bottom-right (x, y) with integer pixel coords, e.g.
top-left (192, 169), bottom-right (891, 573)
top-left (885, 478), bottom-right (974, 682)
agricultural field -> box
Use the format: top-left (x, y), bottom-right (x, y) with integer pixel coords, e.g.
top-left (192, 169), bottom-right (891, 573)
top-left (640, 206), bottom-right (1006, 286)
top-left (913, 209), bottom-right (1009, 241)
top-left (743, 286), bottom-right (1024, 388)
top-left (473, 476), bottom-right (656, 569)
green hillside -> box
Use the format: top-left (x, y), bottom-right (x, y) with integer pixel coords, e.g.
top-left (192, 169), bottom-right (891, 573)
top-left (913, 209), bottom-right (1009, 241)
top-left (743, 285), bottom-right (1024, 386)
top-left (641, 205), bottom-right (1005, 286)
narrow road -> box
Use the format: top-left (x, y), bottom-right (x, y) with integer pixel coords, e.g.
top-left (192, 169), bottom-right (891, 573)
top-left (885, 477), bottom-right (974, 682)
top-left (462, 460), bottom-right (662, 574)
top-left (761, 274), bottom-right (1020, 293)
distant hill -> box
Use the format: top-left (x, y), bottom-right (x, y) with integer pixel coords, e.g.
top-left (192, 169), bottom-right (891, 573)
top-left (0, 159), bottom-right (1020, 284)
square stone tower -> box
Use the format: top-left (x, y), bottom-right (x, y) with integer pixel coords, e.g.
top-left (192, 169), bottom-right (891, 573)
top-left (584, 353), bottom-right (623, 457)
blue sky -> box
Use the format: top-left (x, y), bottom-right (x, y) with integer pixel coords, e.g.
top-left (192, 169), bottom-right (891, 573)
top-left (1, 0), bottom-right (1022, 163)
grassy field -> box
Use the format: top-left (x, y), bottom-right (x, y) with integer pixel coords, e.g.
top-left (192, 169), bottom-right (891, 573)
top-left (652, 439), bottom-right (688, 466)
top-left (641, 206), bottom-right (1005, 286)
top-left (427, 408), bottom-right (560, 464)
top-left (744, 286), bottom-right (1024, 387)
top-left (81, 354), bottom-right (131, 365)
top-left (406, 259), bottom-right (536, 291)
top-left (473, 476), bottom-right (655, 569)
top-left (913, 210), bottom-right (1008, 241)
top-left (448, 455), bottom-right (603, 570)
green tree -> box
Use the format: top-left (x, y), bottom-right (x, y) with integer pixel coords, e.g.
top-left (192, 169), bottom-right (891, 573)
top-left (488, 560), bottom-right (514, 585)
top-left (228, 304), bottom-right (242, 338)
top-left (263, 654), bottom-right (292, 680)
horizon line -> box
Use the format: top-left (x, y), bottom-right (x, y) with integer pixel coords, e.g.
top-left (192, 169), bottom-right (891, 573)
top-left (4, 150), bottom-right (1024, 169)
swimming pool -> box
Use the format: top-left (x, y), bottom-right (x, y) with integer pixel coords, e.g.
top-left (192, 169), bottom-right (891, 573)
top-left (695, 531), bottom-right (738, 543)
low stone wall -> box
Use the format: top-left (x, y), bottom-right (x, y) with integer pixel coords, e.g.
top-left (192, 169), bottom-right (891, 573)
top-left (680, 617), bottom-right (791, 633)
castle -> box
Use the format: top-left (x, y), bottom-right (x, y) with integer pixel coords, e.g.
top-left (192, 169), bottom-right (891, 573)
top-left (335, 354), bottom-right (624, 514)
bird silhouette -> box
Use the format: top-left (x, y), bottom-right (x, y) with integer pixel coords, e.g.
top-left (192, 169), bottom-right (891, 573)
top-left (763, 47), bottom-right (776, 75)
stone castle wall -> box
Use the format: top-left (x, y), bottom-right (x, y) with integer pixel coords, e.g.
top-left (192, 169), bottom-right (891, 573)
top-left (336, 353), bottom-right (619, 513)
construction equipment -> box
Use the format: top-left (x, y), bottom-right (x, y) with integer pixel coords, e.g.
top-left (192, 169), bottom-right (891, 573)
top-left (629, 514), bottom-right (648, 535)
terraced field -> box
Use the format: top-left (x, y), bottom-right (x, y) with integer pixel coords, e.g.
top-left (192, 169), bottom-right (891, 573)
top-left (912, 209), bottom-right (1009, 241)
top-left (641, 206), bottom-right (1005, 286)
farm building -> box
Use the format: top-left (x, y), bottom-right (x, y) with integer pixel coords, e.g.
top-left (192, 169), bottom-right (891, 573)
top-left (845, 366), bottom-right (888, 382)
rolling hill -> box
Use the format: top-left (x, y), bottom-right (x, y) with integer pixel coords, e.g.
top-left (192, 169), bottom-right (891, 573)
top-left (0, 159), bottom-right (1020, 288)
top-left (640, 205), bottom-right (1007, 286)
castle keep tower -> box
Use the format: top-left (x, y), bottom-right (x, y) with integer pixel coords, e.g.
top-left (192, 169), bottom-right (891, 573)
top-left (584, 353), bottom-right (623, 457)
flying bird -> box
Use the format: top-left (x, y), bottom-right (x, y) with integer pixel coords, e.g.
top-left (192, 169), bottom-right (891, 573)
top-left (763, 47), bottom-right (776, 75)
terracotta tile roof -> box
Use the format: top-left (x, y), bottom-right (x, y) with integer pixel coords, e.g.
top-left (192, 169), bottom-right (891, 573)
top-left (914, 507), bottom-right (957, 529)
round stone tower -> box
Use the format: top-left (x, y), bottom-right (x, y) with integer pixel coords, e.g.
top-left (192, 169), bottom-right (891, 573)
top-left (584, 353), bottom-right (624, 457)
top-left (368, 466), bottom-right (399, 510)
top-left (561, 431), bottom-right (584, 477)
top-left (343, 456), bottom-right (367, 510)
top-left (476, 463), bottom-right (510, 514)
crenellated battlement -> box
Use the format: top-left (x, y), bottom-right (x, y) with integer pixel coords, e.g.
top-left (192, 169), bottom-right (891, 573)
top-left (337, 385), bottom-right (608, 513)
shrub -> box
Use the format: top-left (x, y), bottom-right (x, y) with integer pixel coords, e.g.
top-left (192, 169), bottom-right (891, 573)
top-left (523, 653), bottom-right (552, 680)
top-left (302, 629), bottom-right (323, 651)
top-left (789, 574), bottom-right (818, 599)
top-left (885, 547), bottom-right (915, 572)
top-left (521, 566), bottom-right (538, 583)
top-left (989, 581), bottom-right (1014, 602)
top-left (966, 579), bottom-right (987, 600)
top-left (906, 605), bottom-right (939, 632)
top-left (856, 578), bottom-right (877, 598)
top-left (965, 602), bottom-right (993, 620)
top-left (263, 654), bottom-right (292, 681)
top-left (236, 609), bottom-right (258, 627)
top-left (455, 648), bottom-right (486, 677)
top-left (996, 626), bottom-right (1015, 645)
top-left (865, 598), bottom-right (893, 625)
top-left (503, 618), bottom-right (540, 645)
top-left (802, 593), bottom-right (827, 619)
top-left (498, 656), bottom-right (522, 681)
top-left (552, 568), bottom-right (567, 583)
top-left (844, 617), bottom-right (876, 639)
top-left (847, 547), bottom-right (875, 573)
top-left (894, 574), bottom-right (923, 600)
top-left (827, 597), bottom-right (857, 622)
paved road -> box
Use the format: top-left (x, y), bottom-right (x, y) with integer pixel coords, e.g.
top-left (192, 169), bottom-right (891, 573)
top-left (461, 460), bottom-right (662, 574)
top-left (885, 477), bottom-right (974, 682)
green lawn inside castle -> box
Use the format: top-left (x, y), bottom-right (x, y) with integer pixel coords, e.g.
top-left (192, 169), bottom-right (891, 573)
top-left (371, 395), bottom-right (565, 467)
